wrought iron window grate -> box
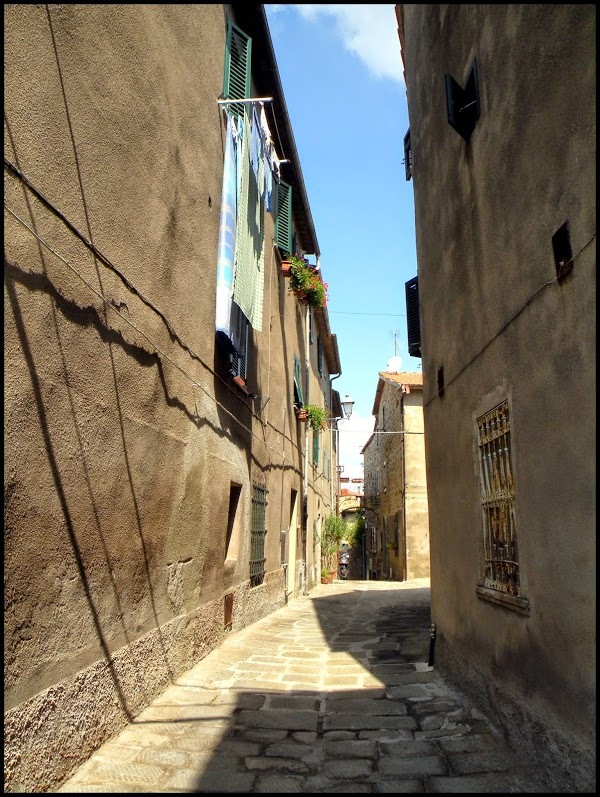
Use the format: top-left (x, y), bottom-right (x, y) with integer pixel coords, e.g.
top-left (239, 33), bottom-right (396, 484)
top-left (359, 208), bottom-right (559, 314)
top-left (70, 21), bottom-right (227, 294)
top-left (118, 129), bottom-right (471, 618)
top-left (250, 483), bottom-right (268, 587)
top-left (477, 400), bottom-right (520, 596)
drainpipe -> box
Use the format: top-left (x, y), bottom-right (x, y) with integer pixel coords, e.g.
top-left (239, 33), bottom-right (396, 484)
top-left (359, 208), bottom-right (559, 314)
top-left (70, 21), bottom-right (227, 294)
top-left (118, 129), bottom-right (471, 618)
top-left (303, 304), bottom-right (310, 593)
top-left (400, 395), bottom-right (408, 581)
top-left (330, 372), bottom-right (341, 514)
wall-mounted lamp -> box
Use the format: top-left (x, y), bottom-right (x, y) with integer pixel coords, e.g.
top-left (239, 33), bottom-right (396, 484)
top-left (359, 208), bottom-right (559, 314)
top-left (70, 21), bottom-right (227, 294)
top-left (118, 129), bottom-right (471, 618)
top-left (341, 394), bottom-right (355, 420)
top-left (329, 394), bottom-right (355, 424)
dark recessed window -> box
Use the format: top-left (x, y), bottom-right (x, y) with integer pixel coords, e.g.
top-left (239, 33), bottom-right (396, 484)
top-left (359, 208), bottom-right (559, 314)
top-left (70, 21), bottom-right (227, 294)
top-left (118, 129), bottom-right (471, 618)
top-left (437, 367), bottom-right (445, 398)
top-left (445, 58), bottom-right (480, 142)
top-left (552, 222), bottom-right (574, 282)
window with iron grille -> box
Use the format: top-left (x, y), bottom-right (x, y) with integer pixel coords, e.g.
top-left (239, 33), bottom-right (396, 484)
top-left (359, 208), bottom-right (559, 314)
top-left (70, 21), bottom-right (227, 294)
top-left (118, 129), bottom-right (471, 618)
top-left (477, 400), bottom-right (520, 596)
top-left (250, 483), bottom-right (268, 587)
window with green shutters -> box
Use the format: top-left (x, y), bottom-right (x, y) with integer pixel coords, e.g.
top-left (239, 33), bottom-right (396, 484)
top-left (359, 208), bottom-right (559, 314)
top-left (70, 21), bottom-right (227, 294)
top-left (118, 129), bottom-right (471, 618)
top-left (293, 355), bottom-right (303, 407)
top-left (275, 180), bottom-right (292, 252)
top-left (317, 336), bottom-right (323, 376)
top-left (223, 20), bottom-right (252, 119)
top-left (312, 429), bottom-right (319, 466)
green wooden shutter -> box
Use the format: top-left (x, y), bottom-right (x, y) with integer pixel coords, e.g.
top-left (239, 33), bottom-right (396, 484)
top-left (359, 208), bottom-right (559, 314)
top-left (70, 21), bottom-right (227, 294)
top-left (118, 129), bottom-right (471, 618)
top-left (275, 180), bottom-right (292, 252)
top-left (293, 355), bottom-right (304, 406)
top-left (223, 20), bottom-right (251, 118)
top-left (313, 430), bottom-right (319, 466)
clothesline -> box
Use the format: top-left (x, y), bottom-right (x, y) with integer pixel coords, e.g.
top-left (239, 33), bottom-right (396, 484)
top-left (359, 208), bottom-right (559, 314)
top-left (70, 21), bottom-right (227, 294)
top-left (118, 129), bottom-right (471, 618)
top-left (218, 96), bottom-right (289, 165)
top-left (217, 97), bottom-right (274, 105)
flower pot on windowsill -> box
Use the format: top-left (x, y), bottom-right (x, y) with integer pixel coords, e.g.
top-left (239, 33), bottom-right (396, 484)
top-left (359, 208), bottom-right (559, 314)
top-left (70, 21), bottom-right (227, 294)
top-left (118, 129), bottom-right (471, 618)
top-left (295, 407), bottom-right (308, 421)
top-left (280, 261), bottom-right (292, 277)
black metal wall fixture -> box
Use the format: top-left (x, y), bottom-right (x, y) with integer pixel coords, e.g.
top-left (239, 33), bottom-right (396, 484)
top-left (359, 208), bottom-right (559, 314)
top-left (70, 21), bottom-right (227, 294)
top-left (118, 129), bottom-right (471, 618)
top-left (403, 128), bottom-right (412, 181)
top-left (445, 58), bottom-right (480, 142)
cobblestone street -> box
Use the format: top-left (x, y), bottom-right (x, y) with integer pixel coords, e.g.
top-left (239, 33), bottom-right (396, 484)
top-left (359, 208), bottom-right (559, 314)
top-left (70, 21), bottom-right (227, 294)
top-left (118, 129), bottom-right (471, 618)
top-left (57, 579), bottom-right (551, 793)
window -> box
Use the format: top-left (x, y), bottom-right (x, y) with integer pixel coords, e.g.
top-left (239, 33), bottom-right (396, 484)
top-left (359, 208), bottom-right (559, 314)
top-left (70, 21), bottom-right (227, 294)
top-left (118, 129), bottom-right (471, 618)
top-left (275, 180), bottom-right (292, 252)
top-left (223, 20), bottom-right (251, 119)
top-left (445, 58), bottom-right (480, 142)
top-left (309, 312), bottom-right (314, 344)
top-left (230, 305), bottom-right (249, 385)
top-left (280, 529), bottom-right (287, 566)
top-left (477, 401), bottom-right (520, 596)
top-left (312, 429), bottom-right (319, 466)
top-left (250, 483), bottom-right (268, 587)
top-left (293, 354), bottom-right (304, 406)
top-left (405, 276), bottom-right (421, 358)
top-left (317, 336), bottom-right (323, 376)
top-left (552, 221), bottom-right (574, 282)
top-left (225, 483), bottom-right (242, 560)
top-left (383, 460), bottom-right (387, 493)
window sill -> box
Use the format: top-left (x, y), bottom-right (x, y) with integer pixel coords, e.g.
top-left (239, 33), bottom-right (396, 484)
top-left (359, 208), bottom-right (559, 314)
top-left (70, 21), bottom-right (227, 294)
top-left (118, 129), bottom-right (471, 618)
top-left (475, 585), bottom-right (530, 615)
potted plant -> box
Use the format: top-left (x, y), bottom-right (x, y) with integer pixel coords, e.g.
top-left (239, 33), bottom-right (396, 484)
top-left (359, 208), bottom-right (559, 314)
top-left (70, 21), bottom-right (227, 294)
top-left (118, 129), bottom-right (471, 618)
top-left (280, 253), bottom-right (305, 277)
top-left (304, 404), bottom-right (329, 433)
top-left (321, 565), bottom-right (334, 584)
top-left (320, 513), bottom-right (346, 580)
top-left (294, 405), bottom-right (308, 421)
top-left (288, 256), bottom-right (328, 309)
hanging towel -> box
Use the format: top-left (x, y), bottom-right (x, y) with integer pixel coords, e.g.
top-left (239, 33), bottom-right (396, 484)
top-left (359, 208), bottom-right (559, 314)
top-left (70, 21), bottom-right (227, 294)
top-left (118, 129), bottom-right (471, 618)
top-left (233, 108), bottom-right (265, 331)
top-left (215, 112), bottom-right (239, 352)
top-left (250, 105), bottom-right (262, 182)
top-left (260, 104), bottom-right (274, 214)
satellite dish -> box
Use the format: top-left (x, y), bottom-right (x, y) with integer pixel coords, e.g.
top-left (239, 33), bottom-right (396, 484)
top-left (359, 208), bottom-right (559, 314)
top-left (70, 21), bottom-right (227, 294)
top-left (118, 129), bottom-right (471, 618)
top-left (387, 355), bottom-right (402, 372)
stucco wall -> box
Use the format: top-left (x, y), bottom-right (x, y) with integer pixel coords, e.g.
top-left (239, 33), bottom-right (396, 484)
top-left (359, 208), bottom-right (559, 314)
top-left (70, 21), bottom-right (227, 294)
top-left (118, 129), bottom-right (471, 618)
top-left (4, 4), bottom-right (335, 791)
top-left (402, 4), bottom-right (595, 790)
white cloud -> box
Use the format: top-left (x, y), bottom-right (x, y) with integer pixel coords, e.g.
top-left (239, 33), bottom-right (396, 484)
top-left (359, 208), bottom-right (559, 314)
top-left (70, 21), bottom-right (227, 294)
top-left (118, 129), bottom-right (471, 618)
top-left (337, 411), bottom-right (373, 480)
top-left (292, 4), bottom-right (404, 85)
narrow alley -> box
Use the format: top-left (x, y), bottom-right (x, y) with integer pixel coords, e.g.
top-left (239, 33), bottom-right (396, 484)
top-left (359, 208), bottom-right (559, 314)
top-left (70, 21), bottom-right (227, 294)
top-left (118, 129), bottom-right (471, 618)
top-left (58, 580), bottom-right (550, 793)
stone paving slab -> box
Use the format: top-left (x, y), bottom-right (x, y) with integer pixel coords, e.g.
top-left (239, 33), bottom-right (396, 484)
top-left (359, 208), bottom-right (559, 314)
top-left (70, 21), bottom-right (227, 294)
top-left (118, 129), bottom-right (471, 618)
top-left (57, 580), bottom-right (552, 793)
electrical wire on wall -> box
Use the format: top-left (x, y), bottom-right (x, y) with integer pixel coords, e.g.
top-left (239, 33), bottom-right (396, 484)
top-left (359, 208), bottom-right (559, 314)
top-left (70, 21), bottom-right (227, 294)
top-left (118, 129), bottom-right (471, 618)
top-left (4, 198), bottom-right (303, 472)
top-left (422, 229), bottom-right (596, 408)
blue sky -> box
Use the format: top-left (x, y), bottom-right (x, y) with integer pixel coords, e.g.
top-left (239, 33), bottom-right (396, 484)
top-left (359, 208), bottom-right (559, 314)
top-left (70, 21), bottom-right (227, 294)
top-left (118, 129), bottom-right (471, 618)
top-left (265, 5), bottom-right (422, 478)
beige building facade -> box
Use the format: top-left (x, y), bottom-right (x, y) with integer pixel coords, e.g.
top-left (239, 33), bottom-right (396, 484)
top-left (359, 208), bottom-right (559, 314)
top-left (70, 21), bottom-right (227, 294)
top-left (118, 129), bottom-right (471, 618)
top-left (398, 4), bottom-right (595, 791)
top-left (362, 372), bottom-right (430, 581)
top-left (4, 4), bottom-right (343, 791)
